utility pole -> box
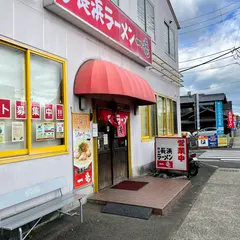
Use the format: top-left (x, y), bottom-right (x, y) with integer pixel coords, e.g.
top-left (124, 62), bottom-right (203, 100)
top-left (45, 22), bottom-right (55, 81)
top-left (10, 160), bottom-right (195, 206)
top-left (196, 93), bottom-right (200, 135)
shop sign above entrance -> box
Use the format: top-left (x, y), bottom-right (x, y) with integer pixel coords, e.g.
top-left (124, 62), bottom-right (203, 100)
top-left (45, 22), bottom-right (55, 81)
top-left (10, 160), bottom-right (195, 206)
top-left (44, 0), bottom-right (152, 66)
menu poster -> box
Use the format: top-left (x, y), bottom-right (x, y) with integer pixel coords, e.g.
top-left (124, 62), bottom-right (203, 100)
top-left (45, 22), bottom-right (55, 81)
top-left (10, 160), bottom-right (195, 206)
top-left (0, 122), bottom-right (5, 143)
top-left (36, 122), bottom-right (55, 141)
top-left (72, 113), bottom-right (93, 189)
top-left (12, 122), bottom-right (24, 142)
top-left (56, 122), bottom-right (64, 139)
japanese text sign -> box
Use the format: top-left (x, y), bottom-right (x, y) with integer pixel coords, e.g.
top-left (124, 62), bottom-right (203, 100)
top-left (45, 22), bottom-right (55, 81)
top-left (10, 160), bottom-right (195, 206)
top-left (98, 109), bottom-right (129, 137)
top-left (215, 101), bottom-right (224, 135)
top-left (15, 100), bottom-right (26, 119)
top-left (155, 137), bottom-right (188, 172)
top-left (32, 102), bottom-right (41, 120)
top-left (0, 99), bottom-right (11, 119)
top-left (56, 104), bottom-right (64, 120)
top-left (44, 103), bottom-right (54, 120)
top-left (45, 0), bottom-right (152, 65)
top-left (228, 110), bottom-right (234, 129)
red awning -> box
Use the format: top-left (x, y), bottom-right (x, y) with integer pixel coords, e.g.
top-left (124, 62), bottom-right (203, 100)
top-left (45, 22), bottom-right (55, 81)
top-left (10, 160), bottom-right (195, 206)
top-left (74, 60), bottom-right (156, 105)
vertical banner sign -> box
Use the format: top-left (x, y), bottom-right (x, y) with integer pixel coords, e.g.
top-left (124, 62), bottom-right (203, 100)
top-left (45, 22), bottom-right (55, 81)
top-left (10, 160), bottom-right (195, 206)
top-left (215, 101), bottom-right (224, 135)
top-left (234, 115), bottom-right (237, 131)
top-left (72, 113), bottom-right (93, 189)
top-left (228, 110), bottom-right (234, 129)
top-left (155, 137), bottom-right (188, 172)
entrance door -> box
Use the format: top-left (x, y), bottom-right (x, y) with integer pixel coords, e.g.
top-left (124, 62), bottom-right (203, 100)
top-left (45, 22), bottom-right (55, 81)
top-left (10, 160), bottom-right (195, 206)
top-left (98, 121), bottom-right (128, 191)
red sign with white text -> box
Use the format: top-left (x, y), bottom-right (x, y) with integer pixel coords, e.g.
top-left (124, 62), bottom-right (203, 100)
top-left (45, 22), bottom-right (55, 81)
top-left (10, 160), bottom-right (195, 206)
top-left (228, 110), bottom-right (234, 129)
top-left (31, 102), bottom-right (41, 120)
top-left (54, 0), bottom-right (152, 65)
top-left (56, 104), bottom-right (64, 120)
top-left (15, 100), bottom-right (26, 119)
top-left (0, 99), bottom-right (11, 119)
top-left (44, 104), bottom-right (54, 120)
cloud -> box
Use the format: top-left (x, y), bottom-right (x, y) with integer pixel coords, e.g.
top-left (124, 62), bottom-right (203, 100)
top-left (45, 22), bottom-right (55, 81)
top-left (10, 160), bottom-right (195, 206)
top-left (170, 0), bottom-right (240, 115)
top-left (170, 0), bottom-right (198, 21)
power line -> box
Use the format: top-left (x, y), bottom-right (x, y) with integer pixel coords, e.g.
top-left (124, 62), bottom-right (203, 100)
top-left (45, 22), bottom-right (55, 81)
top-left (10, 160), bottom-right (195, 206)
top-left (180, 55), bottom-right (235, 70)
top-left (179, 12), bottom-right (240, 35)
top-left (179, 0), bottom-right (240, 23)
top-left (179, 48), bottom-right (233, 63)
top-left (182, 79), bottom-right (240, 93)
top-left (182, 62), bottom-right (238, 74)
top-left (180, 47), bottom-right (240, 73)
top-left (179, 28), bottom-right (239, 47)
top-left (181, 7), bottom-right (240, 29)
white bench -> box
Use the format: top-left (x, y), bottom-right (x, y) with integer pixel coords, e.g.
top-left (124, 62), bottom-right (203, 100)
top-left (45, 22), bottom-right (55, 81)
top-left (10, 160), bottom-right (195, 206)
top-left (0, 177), bottom-right (85, 240)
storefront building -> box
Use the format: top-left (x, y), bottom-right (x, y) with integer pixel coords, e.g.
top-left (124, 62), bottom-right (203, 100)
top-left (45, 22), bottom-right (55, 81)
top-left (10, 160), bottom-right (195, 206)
top-left (0, 0), bottom-right (182, 218)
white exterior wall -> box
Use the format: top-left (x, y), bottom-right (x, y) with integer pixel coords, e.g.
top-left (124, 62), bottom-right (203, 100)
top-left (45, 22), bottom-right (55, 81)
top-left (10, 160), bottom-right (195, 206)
top-left (0, 0), bottom-right (181, 217)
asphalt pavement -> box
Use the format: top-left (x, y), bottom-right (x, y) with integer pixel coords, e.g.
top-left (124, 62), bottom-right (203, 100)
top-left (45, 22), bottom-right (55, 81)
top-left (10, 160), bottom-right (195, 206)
top-left (171, 167), bottom-right (240, 240)
top-left (34, 165), bottom-right (216, 240)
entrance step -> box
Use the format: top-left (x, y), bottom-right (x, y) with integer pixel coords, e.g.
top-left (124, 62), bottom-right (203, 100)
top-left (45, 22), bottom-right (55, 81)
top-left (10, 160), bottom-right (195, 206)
top-left (88, 176), bottom-right (191, 216)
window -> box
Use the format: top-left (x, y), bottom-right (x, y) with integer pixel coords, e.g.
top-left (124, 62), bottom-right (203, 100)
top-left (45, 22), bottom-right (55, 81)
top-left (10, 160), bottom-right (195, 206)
top-left (164, 22), bottom-right (176, 59)
top-left (140, 96), bottom-right (177, 139)
top-left (140, 106), bottom-right (149, 137)
top-left (140, 104), bottom-right (157, 138)
top-left (111, 0), bottom-right (119, 6)
top-left (166, 99), bottom-right (173, 135)
top-left (137, 0), bottom-right (155, 40)
top-left (173, 101), bottom-right (178, 134)
top-left (0, 44), bottom-right (26, 153)
top-left (157, 96), bottom-right (165, 136)
top-left (0, 40), bottom-right (68, 160)
top-left (150, 104), bottom-right (157, 137)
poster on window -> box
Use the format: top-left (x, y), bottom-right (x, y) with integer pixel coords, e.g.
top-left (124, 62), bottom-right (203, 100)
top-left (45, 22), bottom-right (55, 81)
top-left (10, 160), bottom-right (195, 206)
top-left (155, 137), bottom-right (188, 172)
top-left (15, 100), bottom-right (27, 120)
top-left (36, 122), bottom-right (55, 141)
top-left (0, 122), bottom-right (5, 143)
top-left (56, 122), bottom-right (64, 139)
top-left (12, 122), bottom-right (24, 142)
top-left (72, 113), bottom-right (93, 189)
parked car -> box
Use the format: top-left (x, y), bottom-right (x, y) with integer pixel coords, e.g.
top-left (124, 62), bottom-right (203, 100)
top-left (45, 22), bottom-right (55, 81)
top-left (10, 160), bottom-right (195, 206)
top-left (192, 127), bottom-right (217, 137)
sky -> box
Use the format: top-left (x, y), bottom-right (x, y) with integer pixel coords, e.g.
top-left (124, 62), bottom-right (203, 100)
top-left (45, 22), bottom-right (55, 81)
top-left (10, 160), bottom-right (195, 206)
top-left (170, 0), bottom-right (240, 115)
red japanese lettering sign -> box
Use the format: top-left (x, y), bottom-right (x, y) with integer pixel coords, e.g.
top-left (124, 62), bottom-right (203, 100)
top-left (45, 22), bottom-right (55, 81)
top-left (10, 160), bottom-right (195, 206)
top-left (228, 110), bottom-right (234, 129)
top-left (44, 103), bottom-right (54, 120)
top-left (32, 102), bottom-right (41, 120)
top-left (98, 109), bottom-right (129, 137)
top-left (56, 104), bottom-right (64, 120)
top-left (155, 137), bottom-right (188, 172)
top-left (0, 99), bottom-right (11, 119)
top-left (15, 100), bottom-right (26, 119)
top-left (46, 0), bottom-right (152, 65)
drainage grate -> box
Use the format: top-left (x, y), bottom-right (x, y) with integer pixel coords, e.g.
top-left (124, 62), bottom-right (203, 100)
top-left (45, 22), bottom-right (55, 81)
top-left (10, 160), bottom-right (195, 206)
top-left (219, 169), bottom-right (240, 172)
